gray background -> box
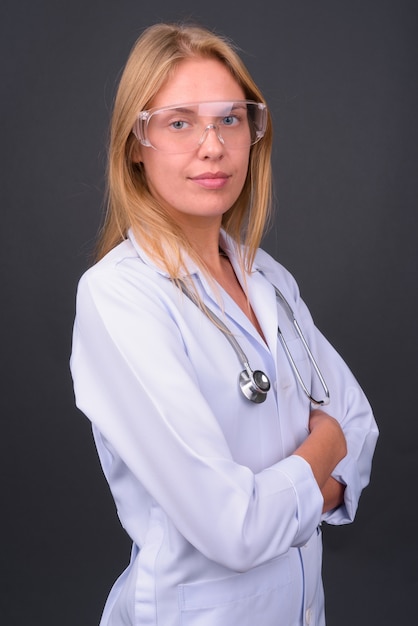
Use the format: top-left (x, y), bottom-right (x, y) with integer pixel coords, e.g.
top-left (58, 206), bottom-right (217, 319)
top-left (1, 0), bottom-right (417, 624)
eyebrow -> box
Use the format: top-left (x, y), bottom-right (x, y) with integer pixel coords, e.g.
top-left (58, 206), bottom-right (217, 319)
top-left (155, 102), bottom-right (246, 116)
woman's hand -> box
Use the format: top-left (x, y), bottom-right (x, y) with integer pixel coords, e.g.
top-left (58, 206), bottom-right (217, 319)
top-left (321, 476), bottom-right (346, 513)
top-left (294, 409), bottom-right (347, 491)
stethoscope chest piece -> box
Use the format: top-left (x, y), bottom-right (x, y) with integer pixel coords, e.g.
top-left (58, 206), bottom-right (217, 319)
top-left (239, 368), bottom-right (271, 403)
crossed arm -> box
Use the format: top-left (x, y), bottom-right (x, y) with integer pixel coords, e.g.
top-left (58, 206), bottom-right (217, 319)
top-left (295, 409), bottom-right (347, 513)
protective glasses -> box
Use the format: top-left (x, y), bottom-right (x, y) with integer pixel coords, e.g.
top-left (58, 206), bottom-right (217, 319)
top-left (132, 100), bottom-right (267, 154)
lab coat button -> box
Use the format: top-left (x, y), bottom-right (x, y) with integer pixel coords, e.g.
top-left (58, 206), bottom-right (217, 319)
top-left (305, 608), bottom-right (312, 624)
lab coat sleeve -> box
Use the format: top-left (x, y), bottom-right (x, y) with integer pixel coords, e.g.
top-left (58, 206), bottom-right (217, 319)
top-left (265, 255), bottom-right (379, 525)
top-left (70, 263), bottom-right (324, 572)
top-left (315, 325), bottom-right (379, 525)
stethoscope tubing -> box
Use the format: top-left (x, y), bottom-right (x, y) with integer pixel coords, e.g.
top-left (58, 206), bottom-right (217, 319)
top-left (273, 287), bottom-right (330, 406)
top-left (178, 280), bottom-right (330, 406)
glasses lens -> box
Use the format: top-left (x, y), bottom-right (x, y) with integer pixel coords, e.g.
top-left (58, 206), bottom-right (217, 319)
top-left (139, 101), bottom-right (266, 153)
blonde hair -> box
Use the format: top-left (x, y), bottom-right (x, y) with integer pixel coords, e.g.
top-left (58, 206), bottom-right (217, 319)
top-left (96, 22), bottom-right (273, 277)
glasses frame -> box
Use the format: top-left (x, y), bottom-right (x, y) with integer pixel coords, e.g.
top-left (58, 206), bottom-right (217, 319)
top-left (132, 100), bottom-right (268, 153)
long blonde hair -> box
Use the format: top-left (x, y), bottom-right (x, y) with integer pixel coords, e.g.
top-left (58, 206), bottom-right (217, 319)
top-left (96, 22), bottom-right (273, 276)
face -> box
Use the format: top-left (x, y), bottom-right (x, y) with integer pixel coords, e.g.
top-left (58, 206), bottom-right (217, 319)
top-left (135, 57), bottom-right (250, 230)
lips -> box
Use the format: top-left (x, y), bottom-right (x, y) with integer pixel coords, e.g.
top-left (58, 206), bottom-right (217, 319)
top-left (192, 171), bottom-right (229, 180)
top-left (190, 171), bottom-right (230, 189)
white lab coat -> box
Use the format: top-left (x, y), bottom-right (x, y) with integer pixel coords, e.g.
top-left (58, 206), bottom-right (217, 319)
top-left (70, 230), bottom-right (378, 626)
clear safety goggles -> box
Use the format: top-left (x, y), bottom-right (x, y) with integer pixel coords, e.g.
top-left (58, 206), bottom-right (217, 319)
top-left (132, 100), bottom-right (267, 154)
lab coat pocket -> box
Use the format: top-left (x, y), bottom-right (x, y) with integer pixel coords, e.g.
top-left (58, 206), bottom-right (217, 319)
top-left (178, 555), bottom-right (299, 626)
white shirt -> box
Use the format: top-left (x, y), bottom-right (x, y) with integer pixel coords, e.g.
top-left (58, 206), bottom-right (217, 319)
top-left (70, 230), bottom-right (378, 626)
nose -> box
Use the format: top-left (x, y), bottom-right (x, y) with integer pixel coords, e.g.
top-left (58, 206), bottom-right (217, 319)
top-left (197, 123), bottom-right (225, 156)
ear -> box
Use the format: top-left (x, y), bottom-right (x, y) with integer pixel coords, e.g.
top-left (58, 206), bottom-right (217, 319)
top-left (131, 141), bottom-right (143, 164)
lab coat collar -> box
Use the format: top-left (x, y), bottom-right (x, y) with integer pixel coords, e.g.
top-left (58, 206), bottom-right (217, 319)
top-left (127, 228), bottom-right (200, 278)
top-left (127, 228), bottom-right (269, 278)
top-left (127, 228), bottom-right (278, 352)
top-left (127, 228), bottom-right (262, 280)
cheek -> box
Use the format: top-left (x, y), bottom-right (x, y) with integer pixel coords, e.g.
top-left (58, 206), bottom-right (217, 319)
top-left (142, 149), bottom-right (182, 175)
top-left (142, 155), bottom-right (176, 193)
top-left (142, 159), bottom-right (188, 212)
top-left (235, 155), bottom-right (250, 189)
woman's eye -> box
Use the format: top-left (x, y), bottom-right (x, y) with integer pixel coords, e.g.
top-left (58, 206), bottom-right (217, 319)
top-left (222, 115), bottom-right (239, 126)
top-left (170, 120), bottom-right (190, 130)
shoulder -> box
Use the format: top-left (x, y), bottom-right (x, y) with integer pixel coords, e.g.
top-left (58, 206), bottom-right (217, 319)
top-left (79, 239), bottom-right (138, 281)
top-left (75, 238), bottom-right (172, 309)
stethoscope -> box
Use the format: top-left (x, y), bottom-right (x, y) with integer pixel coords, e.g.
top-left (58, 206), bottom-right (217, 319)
top-left (179, 281), bottom-right (330, 406)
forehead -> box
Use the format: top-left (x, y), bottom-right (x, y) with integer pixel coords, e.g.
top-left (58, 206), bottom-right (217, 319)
top-left (150, 57), bottom-right (246, 108)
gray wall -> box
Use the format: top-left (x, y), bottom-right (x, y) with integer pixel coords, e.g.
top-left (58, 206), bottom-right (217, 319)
top-left (1, 1), bottom-right (417, 623)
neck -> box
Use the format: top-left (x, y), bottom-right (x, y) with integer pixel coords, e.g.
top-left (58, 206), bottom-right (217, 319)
top-left (178, 218), bottom-right (225, 271)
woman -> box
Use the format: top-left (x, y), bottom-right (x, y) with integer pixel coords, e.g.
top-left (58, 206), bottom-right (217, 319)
top-left (70, 22), bottom-right (378, 626)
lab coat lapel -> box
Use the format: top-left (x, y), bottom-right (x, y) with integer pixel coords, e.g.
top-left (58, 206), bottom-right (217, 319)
top-left (245, 269), bottom-right (279, 355)
top-left (217, 233), bottom-right (278, 353)
top-left (201, 255), bottom-right (279, 355)
top-left (196, 269), bottom-right (270, 352)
